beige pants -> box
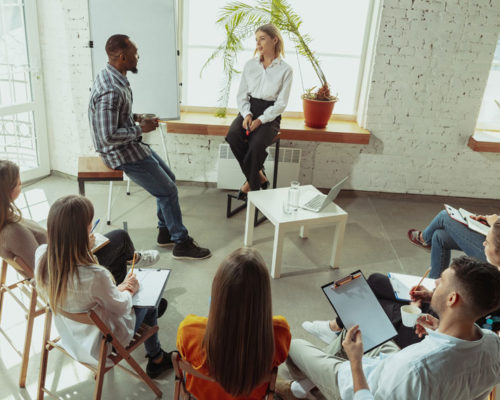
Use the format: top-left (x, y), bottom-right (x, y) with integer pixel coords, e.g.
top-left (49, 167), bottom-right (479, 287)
top-left (286, 330), bottom-right (400, 400)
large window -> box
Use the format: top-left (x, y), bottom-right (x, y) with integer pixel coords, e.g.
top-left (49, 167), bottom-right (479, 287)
top-left (181, 0), bottom-right (373, 116)
top-left (0, 0), bottom-right (49, 180)
top-left (476, 38), bottom-right (500, 130)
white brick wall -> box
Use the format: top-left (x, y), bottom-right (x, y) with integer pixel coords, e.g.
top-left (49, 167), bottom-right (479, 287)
top-left (38, 0), bottom-right (500, 198)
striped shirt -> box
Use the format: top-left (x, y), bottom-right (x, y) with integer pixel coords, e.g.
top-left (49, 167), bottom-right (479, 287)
top-left (88, 64), bottom-right (151, 168)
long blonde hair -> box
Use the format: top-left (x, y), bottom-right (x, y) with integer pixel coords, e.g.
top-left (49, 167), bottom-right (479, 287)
top-left (254, 24), bottom-right (285, 58)
top-left (0, 160), bottom-right (22, 231)
top-left (35, 195), bottom-right (97, 312)
top-left (203, 247), bottom-right (274, 396)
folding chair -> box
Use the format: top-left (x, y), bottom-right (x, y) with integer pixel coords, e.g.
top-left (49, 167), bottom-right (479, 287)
top-left (172, 351), bottom-right (277, 400)
top-left (0, 257), bottom-right (45, 387)
top-left (37, 307), bottom-right (162, 399)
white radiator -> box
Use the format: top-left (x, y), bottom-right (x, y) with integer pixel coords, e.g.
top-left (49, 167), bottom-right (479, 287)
top-left (217, 143), bottom-right (301, 190)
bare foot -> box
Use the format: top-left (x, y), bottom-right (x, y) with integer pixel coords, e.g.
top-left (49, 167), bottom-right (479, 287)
top-left (258, 169), bottom-right (268, 184)
top-left (240, 181), bottom-right (250, 193)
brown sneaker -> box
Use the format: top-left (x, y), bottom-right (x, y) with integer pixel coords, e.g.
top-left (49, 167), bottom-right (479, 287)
top-left (275, 378), bottom-right (301, 400)
top-left (407, 229), bottom-right (431, 252)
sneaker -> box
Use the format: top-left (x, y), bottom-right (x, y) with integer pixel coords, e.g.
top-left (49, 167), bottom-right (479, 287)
top-left (157, 227), bottom-right (174, 247)
top-left (146, 349), bottom-right (173, 379)
top-left (158, 298), bottom-right (168, 318)
top-left (173, 237), bottom-right (211, 260)
top-left (275, 378), bottom-right (301, 400)
top-left (132, 250), bottom-right (160, 268)
top-left (407, 229), bottom-right (431, 252)
top-left (302, 320), bottom-right (339, 345)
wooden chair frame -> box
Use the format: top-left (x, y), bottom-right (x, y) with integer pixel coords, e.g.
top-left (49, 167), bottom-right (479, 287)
top-left (172, 351), bottom-right (277, 400)
top-left (0, 257), bottom-right (45, 388)
top-left (38, 307), bottom-right (162, 399)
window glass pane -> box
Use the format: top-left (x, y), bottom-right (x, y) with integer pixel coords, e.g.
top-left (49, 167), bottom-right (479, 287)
top-left (0, 0), bottom-right (32, 106)
top-left (477, 39), bottom-right (500, 125)
top-left (182, 0), bottom-right (371, 115)
top-left (0, 111), bottom-right (38, 170)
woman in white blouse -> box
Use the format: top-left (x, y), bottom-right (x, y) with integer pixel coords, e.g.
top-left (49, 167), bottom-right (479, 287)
top-left (35, 195), bottom-right (172, 379)
top-left (226, 24), bottom-right (293, 200)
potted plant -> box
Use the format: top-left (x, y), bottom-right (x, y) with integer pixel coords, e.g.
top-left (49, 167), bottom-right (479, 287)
top-left (202, 0), bottom-right (338, 128)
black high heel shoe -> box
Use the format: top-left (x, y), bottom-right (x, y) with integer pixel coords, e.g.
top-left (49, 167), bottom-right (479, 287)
top-left (260, 170), bottom-right (270, 190)
top-left (237, 190), bottom-right (248, 201)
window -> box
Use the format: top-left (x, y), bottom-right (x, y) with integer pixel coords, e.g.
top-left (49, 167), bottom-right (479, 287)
top-left (181, 0), bottom-right (373, 116)
top-left (476, 38), bottom-right (500, 130)
top-left (0, 0), bottom-right (49, 180)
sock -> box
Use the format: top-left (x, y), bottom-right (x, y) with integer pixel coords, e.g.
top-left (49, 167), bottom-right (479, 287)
top-left (291, 378), bottom-right (315, 398)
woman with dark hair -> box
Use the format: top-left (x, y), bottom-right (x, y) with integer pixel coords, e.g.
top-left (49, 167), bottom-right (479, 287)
top-left (0, 159), bottom-right (158, 283)
top-left (176, 247), bottom-right (291, 399)
top-left (226, 24), bottom-right (293, 200)
top-left (35, 195), bottom-right (172, 378)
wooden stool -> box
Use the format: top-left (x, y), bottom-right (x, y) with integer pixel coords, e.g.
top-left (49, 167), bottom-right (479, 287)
top-left (77, 157), bottom-right (129, 225)
top-left (226, 134), bottom-right (280, 226)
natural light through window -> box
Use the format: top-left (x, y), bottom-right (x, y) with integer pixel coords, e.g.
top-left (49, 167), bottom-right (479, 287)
top-left (181, 0), bottom-right (372, 116)
top-left (14, 188), bottom-right (49, 224)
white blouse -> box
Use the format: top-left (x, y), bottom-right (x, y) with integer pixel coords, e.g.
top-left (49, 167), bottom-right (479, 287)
top-left (35, 245), bottom-right (135, 367)
top-left (237, 57), bottom-right (293, 124)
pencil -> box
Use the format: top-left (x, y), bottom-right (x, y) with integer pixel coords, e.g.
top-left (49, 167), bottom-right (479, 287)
top-left (130, 253), bottom-right (136, 275)
top-left (413, 268), bottom-right (431, 293)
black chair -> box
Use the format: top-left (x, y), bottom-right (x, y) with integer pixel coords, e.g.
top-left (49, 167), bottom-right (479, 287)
top-left (227, 134), bottom-right (280, 226)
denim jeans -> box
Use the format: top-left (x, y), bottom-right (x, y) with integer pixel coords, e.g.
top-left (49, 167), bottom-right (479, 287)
top-left (422, 210), bottom-right (486, 278)
top-left (117, 150), bottom-right (189, 243)
top-left (134, 306), bottom-right (161, 359)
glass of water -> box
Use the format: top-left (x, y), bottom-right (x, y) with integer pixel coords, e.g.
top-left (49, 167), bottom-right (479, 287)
top-left (287, 181), bottom-right (300, 212)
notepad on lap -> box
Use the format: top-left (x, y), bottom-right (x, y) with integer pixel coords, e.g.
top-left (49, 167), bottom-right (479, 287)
top-left (133, 269), bottom-right (171, 308)
top-left (388, 272), bottom-right (435, 301)
top-left (444, 204), bottom-right (489, 236)
top-left (91, 232), bottom-right (110, 253)
top-left (321, 271), bottom-right (397, 352)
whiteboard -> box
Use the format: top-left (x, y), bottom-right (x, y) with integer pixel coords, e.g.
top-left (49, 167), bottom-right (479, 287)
top-left (88, 0), bottom-right (180, 120)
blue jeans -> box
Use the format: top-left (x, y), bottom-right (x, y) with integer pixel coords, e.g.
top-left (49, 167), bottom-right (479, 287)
top-left (422, 210), bottom-right (486, 278)
top-left (134, 306), bottom-right (161, 359)
top-left (118, 150), bottom-right (188, 243)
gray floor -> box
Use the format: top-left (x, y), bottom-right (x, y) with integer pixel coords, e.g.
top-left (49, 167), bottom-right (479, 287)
top-left (1, 175), bottom-right (498, 399)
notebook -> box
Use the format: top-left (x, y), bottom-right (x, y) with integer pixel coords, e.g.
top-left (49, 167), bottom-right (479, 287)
top-left (388, 272), bottom-right (435, 302)
top-left (321, 270), bottom-right (397, 352)
top-left (300, 177), bottom-right (348, 212)
top-left (91, 232), bottom-right (110, 253)
top-left (133, 269), bottom-right (171, 308)
top-left (444, 204), bottom-right (489, 236)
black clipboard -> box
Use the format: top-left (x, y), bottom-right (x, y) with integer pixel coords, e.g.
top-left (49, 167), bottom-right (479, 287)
top-left (321, 270), bottom-right (397, 353)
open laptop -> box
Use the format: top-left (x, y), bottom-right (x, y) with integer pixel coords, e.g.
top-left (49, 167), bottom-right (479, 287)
top-left (300, 176), bottom-right (348, 212)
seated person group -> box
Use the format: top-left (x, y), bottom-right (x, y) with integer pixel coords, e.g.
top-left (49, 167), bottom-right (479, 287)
top-left (1, 27), bottom-right (499, 400)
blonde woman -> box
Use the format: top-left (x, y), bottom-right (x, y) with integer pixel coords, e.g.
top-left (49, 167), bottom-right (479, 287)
top-left (0, 159), bottom-right (158, 282)
top-left (226, 24), bottom-right (293, 200)
top-left (35, 195), bottom-right (172, 378)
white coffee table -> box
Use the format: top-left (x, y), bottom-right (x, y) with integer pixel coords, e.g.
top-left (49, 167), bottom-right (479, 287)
top-left (244, 185), bottom-right (348, 278)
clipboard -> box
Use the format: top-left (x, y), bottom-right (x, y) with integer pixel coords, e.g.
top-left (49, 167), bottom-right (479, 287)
top-left (133, 268), bottom-right (171, 308)
top-left (321, 270), bottom-right (397, 353)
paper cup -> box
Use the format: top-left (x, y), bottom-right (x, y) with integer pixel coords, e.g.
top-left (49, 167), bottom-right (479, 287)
top-left (401, 305), bottom-right (422, 327)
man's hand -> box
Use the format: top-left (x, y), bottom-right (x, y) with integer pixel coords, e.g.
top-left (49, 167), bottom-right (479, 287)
top-left (343, 325), bottom-right (364, 362)
top-left (249, 118), bottom-right (262, 132)
top-left (471, 214), bottom-right (498, 227)
top-left (242, 114), bottom-right (253, 130)
top-left (88, 233), bottom-right (96, 250)
top-left (117, 272), bottom-right (139, 294)
top-left (133, 113), bottom-right (143, 123)
top-left (415, 314), bottom-right (439, 338)
top-left (140, 118), bottom-right (159, 133)
top-left (409, 285), bottom-right (433, 303)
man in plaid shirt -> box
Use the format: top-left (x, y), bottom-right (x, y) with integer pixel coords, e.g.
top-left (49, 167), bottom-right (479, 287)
top-left (89, 34), bottom-right (211, 260)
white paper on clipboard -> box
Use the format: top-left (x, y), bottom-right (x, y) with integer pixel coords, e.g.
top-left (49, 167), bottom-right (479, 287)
top-left (321, 271), bottom-right (397, 352)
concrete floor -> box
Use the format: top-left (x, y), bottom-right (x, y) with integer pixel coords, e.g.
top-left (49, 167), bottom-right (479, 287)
top-left (1, 175), bottom-right (499, 399)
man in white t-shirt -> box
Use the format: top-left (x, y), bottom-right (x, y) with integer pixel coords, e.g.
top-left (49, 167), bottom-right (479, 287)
top-left (277, 256), bottom-right (500, 400)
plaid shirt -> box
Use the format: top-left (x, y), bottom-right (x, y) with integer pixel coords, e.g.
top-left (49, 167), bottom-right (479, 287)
top-left (88, 64), bottom-right (151, 168)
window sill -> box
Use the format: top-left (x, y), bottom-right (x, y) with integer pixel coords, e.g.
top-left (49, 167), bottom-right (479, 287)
top-left (162, 112), bottom-right (370, 144)
top-left (468, 130), bottom-right (500, 153)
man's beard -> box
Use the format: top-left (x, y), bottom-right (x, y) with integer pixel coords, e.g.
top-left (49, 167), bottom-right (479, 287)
top-left (130, 67), bottom-right (138, 74)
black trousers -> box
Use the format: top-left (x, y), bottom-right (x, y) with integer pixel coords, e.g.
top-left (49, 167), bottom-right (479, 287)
top-left (94, 229), bottom-right (135, 284)
top-left (335, 273), bottom-right (431, 349)
top-left (226, 97), bottom-right (281, 191)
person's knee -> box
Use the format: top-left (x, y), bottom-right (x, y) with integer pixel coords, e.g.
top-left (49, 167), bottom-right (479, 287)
top-left (432, 229), bottom-right (449, 247)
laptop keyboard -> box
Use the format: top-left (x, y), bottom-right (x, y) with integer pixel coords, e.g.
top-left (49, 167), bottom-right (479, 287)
top-left (304, 195), bottom-right (324, 209)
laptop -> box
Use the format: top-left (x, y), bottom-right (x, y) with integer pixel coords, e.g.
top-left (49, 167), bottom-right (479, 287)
top-left (300, 176), bottom-right (348, 212)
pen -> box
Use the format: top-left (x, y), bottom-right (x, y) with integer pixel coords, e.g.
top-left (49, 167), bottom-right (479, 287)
top-left (411, 268), bottom-right (431, 295)
top-left (246, 129), bottom-right (250, 136)
top-left (130, 252), bottom-right (136, 275)
top-left (91, 218), bottom-right (100, 233)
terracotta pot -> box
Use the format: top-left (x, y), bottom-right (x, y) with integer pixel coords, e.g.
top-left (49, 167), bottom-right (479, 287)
top-left (302, 98), bottom-right (337, 129)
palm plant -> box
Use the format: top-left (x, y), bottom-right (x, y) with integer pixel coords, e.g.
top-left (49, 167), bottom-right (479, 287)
top-left (202, 0), bottom-right (337, 117)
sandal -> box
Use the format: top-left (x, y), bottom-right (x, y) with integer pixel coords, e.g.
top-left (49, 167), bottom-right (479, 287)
top-left (407, 229), bottom-right (431, 251)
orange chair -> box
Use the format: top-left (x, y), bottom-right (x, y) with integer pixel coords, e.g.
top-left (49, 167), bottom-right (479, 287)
top-left (37, 307), bottom-right (162, 399)
top-left (0, 257), bottom-right (45, 387)
top-left (172, 351), bottom-right (277, 400)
